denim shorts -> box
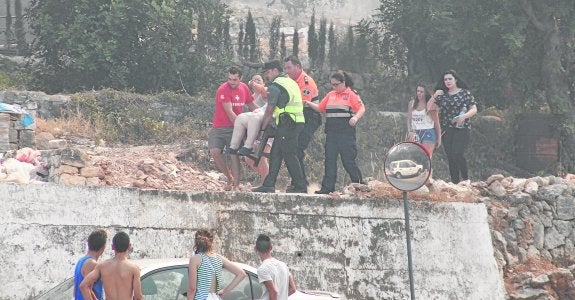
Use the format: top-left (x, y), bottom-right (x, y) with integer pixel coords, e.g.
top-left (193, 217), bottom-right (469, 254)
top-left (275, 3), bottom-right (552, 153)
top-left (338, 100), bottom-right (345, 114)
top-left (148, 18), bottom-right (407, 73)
top-left (416, 129), bottom-right (436, 143)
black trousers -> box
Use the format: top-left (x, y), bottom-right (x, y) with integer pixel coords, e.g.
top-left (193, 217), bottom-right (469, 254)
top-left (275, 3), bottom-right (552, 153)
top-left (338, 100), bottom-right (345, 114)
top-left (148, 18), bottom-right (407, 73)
top-left (295, 107), bottom-right (322, 184)
top-left (442, 127), bottom-right (470, 183)
top-left (262, 122), bottom-right (306, 189)
top-left (321, 131), bottom-right (363, 192)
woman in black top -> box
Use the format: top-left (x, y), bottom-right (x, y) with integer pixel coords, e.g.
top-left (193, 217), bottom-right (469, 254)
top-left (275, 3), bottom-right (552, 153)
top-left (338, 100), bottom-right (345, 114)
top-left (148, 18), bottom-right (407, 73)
top-left (427, 70), bottom-right (477, 184)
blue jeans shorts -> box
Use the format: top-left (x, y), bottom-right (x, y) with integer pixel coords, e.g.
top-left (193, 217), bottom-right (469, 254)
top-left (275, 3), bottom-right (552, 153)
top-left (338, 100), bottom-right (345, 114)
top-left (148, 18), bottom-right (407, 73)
top-left (416, 129), bottom-right (437, 143)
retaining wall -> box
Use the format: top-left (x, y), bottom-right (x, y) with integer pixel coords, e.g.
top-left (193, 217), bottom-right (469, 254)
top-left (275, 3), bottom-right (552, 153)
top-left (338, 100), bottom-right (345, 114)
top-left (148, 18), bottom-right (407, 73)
top-left (0, 182), bottom-right (505, 299)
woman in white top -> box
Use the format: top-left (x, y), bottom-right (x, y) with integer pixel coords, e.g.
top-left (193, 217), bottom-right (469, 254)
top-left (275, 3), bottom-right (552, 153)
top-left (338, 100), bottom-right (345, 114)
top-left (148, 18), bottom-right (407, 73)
top-left (407, 84), bottom-right (441, 160)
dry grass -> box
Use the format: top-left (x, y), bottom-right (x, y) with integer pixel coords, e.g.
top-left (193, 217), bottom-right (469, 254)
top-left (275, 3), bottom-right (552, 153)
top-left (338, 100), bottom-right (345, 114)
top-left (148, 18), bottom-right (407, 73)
top-left (36, 115), bottom-right (97, 139)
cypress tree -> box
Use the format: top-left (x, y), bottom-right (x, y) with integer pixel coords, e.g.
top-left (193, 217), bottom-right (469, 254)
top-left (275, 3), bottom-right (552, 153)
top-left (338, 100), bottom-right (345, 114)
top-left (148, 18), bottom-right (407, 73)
top-left (223, 18), bottom-right (231, 56)
top-left (238, 22), bottom-right (244, 60)
top-left (307, 9), bottom-right (318, 69)
top-left (5, 0), bottom-right (13, 49)
top-left (14, 0), bottom-right (27, 55)
top-left (246, 11), bottom-right (257, 61)
top-left (280, 32), bottom-right (286, 60)
top-left (268, 16), bottom-right (281, 60)
top-left (292, 28), bottom-right (299, 57)
top-left (328, 22), bottom-right (337, 69)
top-left (339, 24), bottom-right (354, 70)
top-left (317, 17), bottom-right (327, 71)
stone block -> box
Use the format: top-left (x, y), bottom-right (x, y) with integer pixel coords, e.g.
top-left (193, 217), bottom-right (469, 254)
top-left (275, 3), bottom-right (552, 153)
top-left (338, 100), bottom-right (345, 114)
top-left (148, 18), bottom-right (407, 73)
top-left (8, 128), bottom-right (17, 143)
top-left (80, 167), bottom-right (104, 178)
top-left (0, 113), bottom-right (10, 151)
top-left (36, 132), bottom-right (55, 150)
top-left (48, 139), bottom-right (68, 149)
top-left (18, 129), bottom-right (35, 148)
top-left (54, 165), bottom-right (79, 175)
top-left (23, 100), bottom-right (38, 110)
top-left (60, 148), bottom-right (88, 168)
top-left (59, 173), bottom-right (86, 186)
top-left (85, 177), bottom-right (101, 186)
top-left (556, 195), bottom-right (575, 221)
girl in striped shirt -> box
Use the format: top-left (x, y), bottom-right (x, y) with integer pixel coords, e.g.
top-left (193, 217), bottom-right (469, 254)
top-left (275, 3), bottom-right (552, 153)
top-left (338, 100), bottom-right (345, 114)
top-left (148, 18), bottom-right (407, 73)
top-left (187, 229), bottom-right (246, 300)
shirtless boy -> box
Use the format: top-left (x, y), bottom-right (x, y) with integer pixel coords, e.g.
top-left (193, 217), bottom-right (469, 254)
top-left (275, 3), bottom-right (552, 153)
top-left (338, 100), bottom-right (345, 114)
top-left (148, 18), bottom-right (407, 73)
top-left (80, 232), bottom-right (143, 300)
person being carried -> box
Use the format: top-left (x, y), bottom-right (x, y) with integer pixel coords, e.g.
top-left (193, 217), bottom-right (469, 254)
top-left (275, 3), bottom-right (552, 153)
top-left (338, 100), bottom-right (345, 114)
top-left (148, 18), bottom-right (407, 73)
top-left (80, 231), bottom-right (143, 300)
top-left (208, 66), bottom-right (257, 191)
top-left (187, 229), bottom-right (246, 300)
top-left (227, 74), bottom-right (272, 187)
top-left (255, 234), bottom-right (296, 300)
top-left (74, 229), bottom-right (107, 300)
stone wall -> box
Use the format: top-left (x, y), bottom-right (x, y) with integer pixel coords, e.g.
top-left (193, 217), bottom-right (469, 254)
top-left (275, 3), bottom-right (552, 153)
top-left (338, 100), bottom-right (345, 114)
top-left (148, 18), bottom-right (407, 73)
top-left (482, 174), bottom-right (575, 299)
top-left (0, 90), bottom-right (70, 120)
top-left (0, 182), bottom-right (504, 300)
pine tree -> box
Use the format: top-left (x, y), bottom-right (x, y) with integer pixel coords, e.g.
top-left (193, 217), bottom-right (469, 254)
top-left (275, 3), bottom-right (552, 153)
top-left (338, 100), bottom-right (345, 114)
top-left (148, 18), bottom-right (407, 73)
top-left (317, 17), bottom-right (327, 71)
top-left (292, 28), bottom-right (299, 57)
top-left (307, 9), bottom-right (318, 69)
top-left (268, 16), bottom-right (281, 60)
top-left (328, 22), bottom-right (337, 69)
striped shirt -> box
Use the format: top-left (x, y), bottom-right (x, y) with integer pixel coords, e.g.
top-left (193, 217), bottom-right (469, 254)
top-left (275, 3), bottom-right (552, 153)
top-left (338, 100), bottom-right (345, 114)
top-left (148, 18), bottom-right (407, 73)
top-left (194, 253), bottom-right (223, 300)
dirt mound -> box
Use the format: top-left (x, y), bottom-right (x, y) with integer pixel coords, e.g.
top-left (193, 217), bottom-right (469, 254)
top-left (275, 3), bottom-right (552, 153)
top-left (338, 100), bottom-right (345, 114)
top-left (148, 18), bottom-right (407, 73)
top-left (90, 144), bottom-right (225, 191)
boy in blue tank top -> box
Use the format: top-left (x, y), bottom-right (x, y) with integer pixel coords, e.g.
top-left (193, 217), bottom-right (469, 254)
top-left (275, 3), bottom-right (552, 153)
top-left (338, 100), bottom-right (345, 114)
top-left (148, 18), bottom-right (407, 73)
top-left (74, 229), bottom-right (107, 300)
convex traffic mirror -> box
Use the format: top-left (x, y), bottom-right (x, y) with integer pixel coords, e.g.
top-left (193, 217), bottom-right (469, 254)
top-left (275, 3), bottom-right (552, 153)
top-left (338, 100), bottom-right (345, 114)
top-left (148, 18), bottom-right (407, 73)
top-left (384, 142), bottom-right (431, 191)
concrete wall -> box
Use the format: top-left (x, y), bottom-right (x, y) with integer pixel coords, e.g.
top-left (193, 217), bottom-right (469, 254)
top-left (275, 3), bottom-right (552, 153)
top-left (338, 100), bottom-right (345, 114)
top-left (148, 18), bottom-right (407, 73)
top-left (0, 182), bottom-right (505, 300)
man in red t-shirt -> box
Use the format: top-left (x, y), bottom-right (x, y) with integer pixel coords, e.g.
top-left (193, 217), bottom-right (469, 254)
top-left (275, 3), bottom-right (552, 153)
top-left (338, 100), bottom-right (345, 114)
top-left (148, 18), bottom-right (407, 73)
top-left (209, 66), bottom-right (256, 190)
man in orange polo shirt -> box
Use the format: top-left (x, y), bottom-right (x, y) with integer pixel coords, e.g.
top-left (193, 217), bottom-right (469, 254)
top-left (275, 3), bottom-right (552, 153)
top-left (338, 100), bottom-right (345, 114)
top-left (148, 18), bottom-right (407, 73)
top-left (283, 55), bottom-right (320, 192)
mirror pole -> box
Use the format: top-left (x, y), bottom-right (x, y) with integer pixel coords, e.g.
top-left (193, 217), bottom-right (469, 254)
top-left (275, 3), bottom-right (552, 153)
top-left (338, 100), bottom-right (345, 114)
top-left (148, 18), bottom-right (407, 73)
top-left (403, 191), bottom-right (415, 300)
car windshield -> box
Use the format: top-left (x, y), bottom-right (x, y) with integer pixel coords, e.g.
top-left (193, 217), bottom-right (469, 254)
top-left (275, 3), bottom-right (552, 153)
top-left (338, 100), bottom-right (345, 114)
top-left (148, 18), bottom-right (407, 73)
top-left (35, 277), bottom-right (74, 300)
top-left (34, 264), bottom-right (265, 300)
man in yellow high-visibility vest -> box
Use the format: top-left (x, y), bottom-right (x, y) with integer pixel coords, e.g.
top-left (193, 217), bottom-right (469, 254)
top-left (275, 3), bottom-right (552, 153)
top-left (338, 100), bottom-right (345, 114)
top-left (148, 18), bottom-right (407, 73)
top-left (252, 60), bottom-right (307, 193)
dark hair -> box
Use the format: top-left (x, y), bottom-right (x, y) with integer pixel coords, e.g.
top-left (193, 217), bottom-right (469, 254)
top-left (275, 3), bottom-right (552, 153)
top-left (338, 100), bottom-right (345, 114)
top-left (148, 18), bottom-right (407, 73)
top-left (194, 229), bottom-right (214, 254)
top-left (331, 70), bottom-right (353, 89)
top-left (435, 69), bottom-right (469, 91)
top-left (283, 55), bottom-right (302, 67)
top-left (88, 229), bottom-right (107, 251)
top-left (263, 60), bottom-right (283, 73)
top-left (255, 234), bottom-right (272, 253)
top-left (112, 231), bottom-right (130, 253)
top-left (229, 66), bottom-right (243, 77)
top-left (412, 84), bottom-right (431, 110)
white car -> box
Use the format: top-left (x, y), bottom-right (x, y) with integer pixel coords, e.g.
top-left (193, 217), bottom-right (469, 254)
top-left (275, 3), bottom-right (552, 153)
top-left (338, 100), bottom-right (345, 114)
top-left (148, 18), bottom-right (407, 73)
top-left (389, 159), bottom-right (423, 178)
top-left (35, 258), bottom-right (340, 300)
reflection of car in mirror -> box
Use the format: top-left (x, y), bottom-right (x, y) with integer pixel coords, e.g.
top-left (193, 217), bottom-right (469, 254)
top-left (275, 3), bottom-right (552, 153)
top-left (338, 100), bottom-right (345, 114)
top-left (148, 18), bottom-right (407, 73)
top-left (390, 160), bottom-right (423, 178)
top-left (35, 258), bottom-right (339, 300)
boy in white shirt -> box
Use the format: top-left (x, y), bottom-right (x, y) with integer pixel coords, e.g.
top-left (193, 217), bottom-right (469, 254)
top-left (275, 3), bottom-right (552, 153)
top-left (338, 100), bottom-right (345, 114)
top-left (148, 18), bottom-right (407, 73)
top-left (255, 234), bottom-right (296, 300)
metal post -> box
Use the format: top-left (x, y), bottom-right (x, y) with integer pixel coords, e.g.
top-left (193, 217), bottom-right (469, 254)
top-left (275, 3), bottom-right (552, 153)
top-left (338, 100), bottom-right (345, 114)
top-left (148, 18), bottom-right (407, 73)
top-left (403, 191), bottom-right (415, 300)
